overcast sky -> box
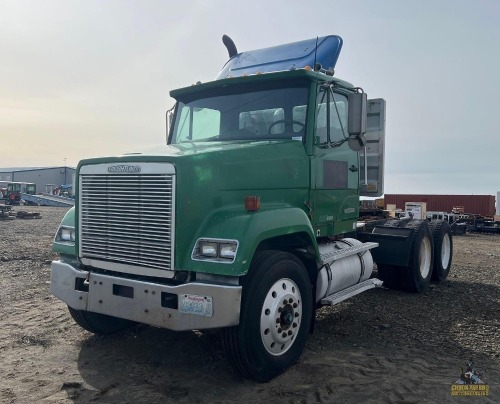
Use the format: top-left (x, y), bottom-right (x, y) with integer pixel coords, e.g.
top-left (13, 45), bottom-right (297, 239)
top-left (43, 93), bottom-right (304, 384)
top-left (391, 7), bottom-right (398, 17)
top-left (1, 0), bottom-right (499, 196)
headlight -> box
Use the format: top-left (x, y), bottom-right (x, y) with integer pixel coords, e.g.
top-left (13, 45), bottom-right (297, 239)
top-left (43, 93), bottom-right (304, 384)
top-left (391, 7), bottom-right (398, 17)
top-left (199, 241), bottom-right (218, 257)
top-left (193, 238), bottom-right (238, 262)
top-left (56, 226), bottom-right (75, 243)
top-left (219, 243), bottom-right (237, 259)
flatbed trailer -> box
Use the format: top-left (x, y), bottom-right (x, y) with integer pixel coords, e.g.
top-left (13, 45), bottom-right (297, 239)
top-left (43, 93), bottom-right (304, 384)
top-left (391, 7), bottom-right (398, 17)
top-left (21, 193), bottom-right (74, 207)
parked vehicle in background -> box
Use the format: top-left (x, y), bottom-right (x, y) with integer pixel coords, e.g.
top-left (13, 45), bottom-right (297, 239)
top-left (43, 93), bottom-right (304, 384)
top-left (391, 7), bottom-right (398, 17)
top-left (1, 182), bottom-right (36, 205)
top-left (466, 217), bottom-right (500, 234)
top-left (52, 184), bottom-right (73, 198)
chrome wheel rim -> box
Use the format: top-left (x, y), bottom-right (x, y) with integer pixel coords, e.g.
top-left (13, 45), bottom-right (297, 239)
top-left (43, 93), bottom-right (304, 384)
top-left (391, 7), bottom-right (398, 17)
top-left (441, 234), bottom-right (451, 269)
top-left (419, 236), bottom-right (432, 278)
top-left (260, 278), bottom-right (302, 356)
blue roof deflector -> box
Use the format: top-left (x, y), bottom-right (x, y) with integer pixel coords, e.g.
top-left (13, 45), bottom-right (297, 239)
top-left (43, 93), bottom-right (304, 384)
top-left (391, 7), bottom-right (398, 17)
top-left (216, 35), bottom-right (343, 80)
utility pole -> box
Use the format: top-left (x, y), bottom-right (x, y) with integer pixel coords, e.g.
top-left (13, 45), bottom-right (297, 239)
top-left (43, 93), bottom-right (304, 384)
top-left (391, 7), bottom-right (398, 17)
top-left (64, 158), bottom-right (67, 185)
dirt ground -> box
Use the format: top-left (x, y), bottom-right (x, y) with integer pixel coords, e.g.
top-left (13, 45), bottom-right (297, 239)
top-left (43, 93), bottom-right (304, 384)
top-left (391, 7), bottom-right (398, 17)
top-left (0, 206), bottom-right (499, 403)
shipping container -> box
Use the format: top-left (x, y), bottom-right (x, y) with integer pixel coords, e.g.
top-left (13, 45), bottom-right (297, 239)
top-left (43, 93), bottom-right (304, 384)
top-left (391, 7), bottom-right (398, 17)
top-left (384, 194), bottom-right (496, 217)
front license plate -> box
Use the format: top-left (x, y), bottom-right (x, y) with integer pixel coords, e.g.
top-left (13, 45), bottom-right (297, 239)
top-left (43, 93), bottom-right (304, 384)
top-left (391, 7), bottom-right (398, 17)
top-left (179, 294), bottom-right (213, 317)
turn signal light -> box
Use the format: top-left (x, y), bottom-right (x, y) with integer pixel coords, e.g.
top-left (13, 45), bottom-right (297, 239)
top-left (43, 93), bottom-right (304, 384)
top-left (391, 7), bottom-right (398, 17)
top-left (245, 196), bottom-right (260, 211)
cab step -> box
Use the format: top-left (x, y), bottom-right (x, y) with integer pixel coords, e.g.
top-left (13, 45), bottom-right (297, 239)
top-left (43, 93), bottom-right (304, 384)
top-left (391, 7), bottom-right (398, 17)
top-left (320, 278), bottom-right (383, 306)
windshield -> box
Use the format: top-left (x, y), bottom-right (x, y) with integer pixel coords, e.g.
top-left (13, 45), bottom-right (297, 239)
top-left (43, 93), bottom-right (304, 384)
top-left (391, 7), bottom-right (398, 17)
top-left (170, 81), bottom-right (309, 144)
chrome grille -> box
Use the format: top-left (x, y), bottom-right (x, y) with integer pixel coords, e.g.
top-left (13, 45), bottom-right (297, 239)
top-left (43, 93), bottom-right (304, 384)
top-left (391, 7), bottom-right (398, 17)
top-left (80, 169), bottom-right (174, 272)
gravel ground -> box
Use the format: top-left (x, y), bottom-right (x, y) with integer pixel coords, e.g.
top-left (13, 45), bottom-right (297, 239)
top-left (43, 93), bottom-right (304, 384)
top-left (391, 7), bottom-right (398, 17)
top-left (0, 206), bottom-right (499, 403)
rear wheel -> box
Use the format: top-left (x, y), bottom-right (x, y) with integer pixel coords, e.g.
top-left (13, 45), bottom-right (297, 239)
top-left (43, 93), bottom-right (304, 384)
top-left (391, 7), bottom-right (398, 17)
top-left (401, 220), bottom-right (433, 292)
top-left (222, 251), bottom-right (313, 381)
top-left (68, 307), bottom-right (135, 335)
top-left (429, 220), bottom-right (453, 282)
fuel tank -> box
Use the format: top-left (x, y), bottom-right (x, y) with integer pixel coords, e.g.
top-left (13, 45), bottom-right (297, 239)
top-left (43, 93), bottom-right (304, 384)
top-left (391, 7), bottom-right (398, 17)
top-left (316, 238), bottom-right (374, 302)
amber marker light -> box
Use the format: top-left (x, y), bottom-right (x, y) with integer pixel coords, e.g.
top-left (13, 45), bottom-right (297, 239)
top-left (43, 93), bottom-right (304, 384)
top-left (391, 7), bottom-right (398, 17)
top-left (245, 196), bottom-right (261, 211)
top-left (304, 65), bottom-right (312, 70)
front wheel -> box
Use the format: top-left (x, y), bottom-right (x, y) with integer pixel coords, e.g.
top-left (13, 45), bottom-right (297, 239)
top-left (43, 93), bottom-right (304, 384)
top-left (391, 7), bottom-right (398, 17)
top-left (222, 251), bottom-right (313, 381)
top-left (68, 307), bottom-right (135, 335)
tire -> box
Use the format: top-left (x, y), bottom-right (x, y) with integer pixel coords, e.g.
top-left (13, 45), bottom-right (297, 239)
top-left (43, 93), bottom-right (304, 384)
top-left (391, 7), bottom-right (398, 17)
top-left (68, 306), bottom-right (135, 335)
top-left (383, 219), bottom-right (408, 228)
top-left (400, 220), bottom-right (433, 293)
top-left (222, 251), bottom-right (313, 381)
top-left (429, 220), bottom-right (453, 282)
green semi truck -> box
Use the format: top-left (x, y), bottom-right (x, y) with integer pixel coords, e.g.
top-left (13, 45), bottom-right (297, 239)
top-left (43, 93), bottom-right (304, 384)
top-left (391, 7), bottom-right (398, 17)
top-left (50, 35), bottom-right (453, 381)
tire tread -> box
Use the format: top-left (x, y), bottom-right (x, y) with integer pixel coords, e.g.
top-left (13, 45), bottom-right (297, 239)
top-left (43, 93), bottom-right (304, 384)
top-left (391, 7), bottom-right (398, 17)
top-left (429, 220), bottom-right (453, 282)
top-left (68, 306), bottom-right (134, 335)
top-left (401, 220), bottom-right (433, 292)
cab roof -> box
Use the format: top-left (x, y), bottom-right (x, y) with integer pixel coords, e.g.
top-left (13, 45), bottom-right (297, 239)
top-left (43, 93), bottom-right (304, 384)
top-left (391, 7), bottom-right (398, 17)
top-left (171, 35), bottom-right (354, 99)
top-left (170, 69), bottom-right (355, 99)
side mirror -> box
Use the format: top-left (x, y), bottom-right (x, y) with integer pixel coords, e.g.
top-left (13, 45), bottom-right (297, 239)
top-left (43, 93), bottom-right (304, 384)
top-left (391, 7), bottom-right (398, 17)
top-left (348, 92), bottom-right (367, 136)
top-left (347, 93), bottom-right (367, 151)
top-left (347, 134), bottom-right (367, 151)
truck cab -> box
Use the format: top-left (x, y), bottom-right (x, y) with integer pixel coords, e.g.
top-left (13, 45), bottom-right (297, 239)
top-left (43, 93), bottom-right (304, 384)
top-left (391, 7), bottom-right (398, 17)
top-left (168, 68), bottom-right (382, 239)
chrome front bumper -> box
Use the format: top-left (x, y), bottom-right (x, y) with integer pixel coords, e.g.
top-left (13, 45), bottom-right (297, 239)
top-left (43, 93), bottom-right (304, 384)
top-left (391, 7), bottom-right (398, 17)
top-left (50, 261), bottom-right (242, 331)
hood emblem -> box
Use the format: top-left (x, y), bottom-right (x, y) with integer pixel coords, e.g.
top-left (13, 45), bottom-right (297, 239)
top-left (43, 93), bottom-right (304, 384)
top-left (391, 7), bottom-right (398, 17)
top-left (107, 165), bottom-right (141, 173)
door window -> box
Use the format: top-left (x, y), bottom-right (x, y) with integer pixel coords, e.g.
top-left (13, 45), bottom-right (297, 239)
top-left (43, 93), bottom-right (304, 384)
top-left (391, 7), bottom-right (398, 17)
top-left (315, 89), bottom-right (348, 145)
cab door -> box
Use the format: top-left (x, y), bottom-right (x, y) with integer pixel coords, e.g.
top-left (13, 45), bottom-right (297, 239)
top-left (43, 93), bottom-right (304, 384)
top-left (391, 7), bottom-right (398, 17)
top-left (310, 87), bottom-right (360, 237)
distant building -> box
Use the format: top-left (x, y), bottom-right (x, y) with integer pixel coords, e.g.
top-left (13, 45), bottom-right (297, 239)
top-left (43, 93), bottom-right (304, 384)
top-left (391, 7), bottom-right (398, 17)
top-left (0, 167), bottom-right (76, 194)
top-left (384, 194), bottom-right (496, 217)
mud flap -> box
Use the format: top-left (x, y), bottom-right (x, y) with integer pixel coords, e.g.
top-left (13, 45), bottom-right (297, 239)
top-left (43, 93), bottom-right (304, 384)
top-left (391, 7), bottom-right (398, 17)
top-left (357, 225), bottom-right (414, 267)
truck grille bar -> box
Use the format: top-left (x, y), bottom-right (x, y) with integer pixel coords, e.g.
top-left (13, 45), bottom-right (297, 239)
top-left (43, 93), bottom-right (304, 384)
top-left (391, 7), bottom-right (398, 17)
top-left (79, 164), bottom-right (175, 275)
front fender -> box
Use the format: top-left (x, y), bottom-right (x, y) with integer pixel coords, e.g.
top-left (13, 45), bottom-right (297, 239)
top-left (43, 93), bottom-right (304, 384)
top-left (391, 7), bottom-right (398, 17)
top-left (52, 207), bottom-right (76, 255)
top-left (179, 206), bottom-right (317, 276)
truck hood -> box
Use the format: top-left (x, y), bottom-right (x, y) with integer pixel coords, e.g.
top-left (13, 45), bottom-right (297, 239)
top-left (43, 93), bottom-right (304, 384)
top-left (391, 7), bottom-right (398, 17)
top-left (75, 139), bottom-right (312, 276)
top-left (78, 140), bottom-right (310, 191)
top-left (123, 140), bottom-right (293, 158)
